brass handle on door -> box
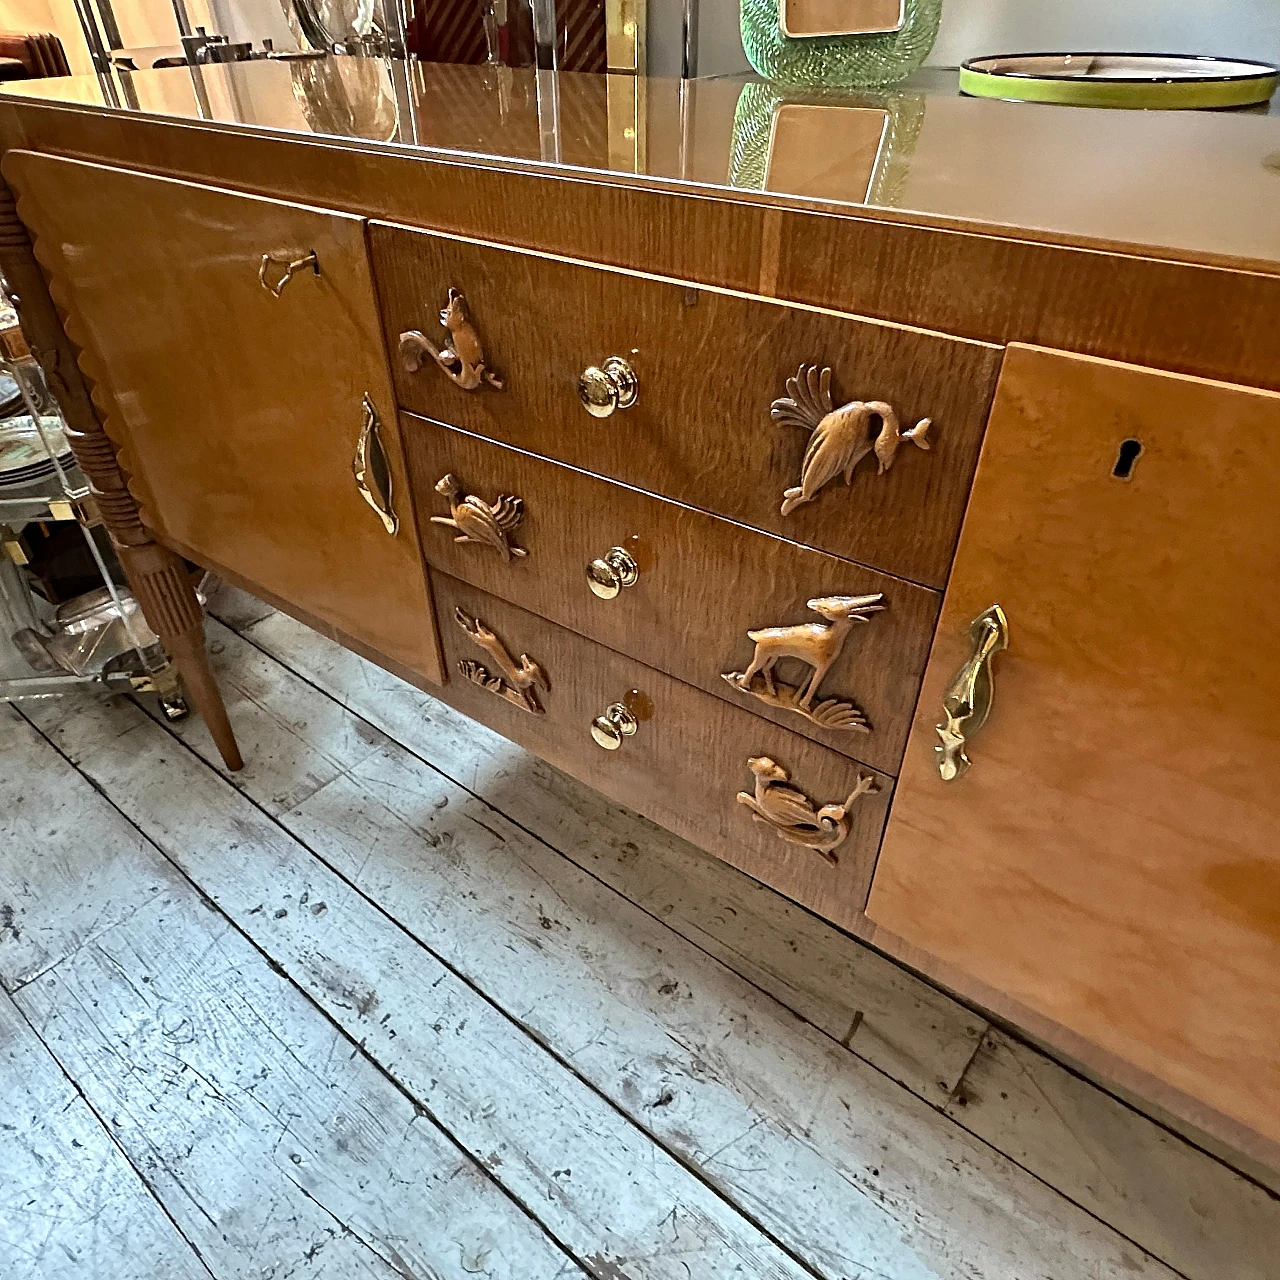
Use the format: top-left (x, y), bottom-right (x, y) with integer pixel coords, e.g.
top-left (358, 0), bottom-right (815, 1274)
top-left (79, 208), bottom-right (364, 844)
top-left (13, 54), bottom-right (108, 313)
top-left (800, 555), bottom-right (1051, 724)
top-left (586, 547), bottom-right (640, 599)
top-left (578, 357), bottom-right (638, 418)
top-left (352, 394), bottom-right (398, 536)
top-left (259, 250), bottom-right (319, 298)
top-left (935, 604), bottom-right (1009, 782)
top-left (591, 702), bottom-right (639, 749)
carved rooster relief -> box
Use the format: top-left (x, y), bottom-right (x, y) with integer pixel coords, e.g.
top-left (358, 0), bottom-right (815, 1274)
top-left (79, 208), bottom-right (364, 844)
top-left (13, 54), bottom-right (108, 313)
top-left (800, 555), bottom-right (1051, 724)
top-left (771, 364), bottom-right (931, 516)
top-left (431, 473), bottom-right (527, 562)
top-left (737, 756), bottom-right (880, 863)
top-left (723, 594), bottom-right (886, 732)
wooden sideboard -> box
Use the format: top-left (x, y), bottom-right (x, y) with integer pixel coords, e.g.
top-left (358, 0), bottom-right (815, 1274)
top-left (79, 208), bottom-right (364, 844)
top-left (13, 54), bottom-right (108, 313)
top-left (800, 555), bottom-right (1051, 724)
top-left (1, 59), bottom-right (1277, 1176)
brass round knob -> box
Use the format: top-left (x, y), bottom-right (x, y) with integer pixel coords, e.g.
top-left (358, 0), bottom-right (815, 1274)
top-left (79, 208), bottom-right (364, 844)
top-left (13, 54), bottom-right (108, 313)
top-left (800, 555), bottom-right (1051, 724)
top-left (591, 702), bottom-right (639, 750)
top-left (586, 547), bottom-right (640, 600)
top-left (577, 356), bottom-right (638, 418)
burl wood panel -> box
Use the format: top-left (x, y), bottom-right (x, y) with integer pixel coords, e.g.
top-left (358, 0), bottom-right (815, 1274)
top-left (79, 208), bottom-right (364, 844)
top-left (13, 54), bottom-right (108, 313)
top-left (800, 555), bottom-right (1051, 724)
top-left (4, 151), bottom-right (442, 684)
top-left (405, 415), bottom-right (940, 775)
top-left (371, 222), bottom-right (1003, 589)
top-left (867, 344), bottom-right (1280, 1151)
top-left (432, 571), bottom-right (893, 926)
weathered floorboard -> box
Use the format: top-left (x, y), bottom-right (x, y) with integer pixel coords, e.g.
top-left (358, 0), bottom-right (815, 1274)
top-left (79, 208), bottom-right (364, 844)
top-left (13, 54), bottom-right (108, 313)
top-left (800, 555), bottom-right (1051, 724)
top-left (0, 702), bottom-right (168, 992)
top-left (0, 987), bottom-right (214, 1280)
top-left (24, 693), bottom-right (819, 1280)
top-left (216, 594), bottom-right (986, 1102)
top-left (4, 704), bottom-right (583, 1280)
top-left (139, 616), bottom-right (1178, 1280)
top-left (215, 595), bottom-right (1280, 1280)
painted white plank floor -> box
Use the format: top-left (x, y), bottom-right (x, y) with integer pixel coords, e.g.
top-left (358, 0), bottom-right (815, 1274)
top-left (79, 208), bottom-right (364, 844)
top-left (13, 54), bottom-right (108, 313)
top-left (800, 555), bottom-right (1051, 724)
top-left (0, 586), bottom-right (1275, 1280)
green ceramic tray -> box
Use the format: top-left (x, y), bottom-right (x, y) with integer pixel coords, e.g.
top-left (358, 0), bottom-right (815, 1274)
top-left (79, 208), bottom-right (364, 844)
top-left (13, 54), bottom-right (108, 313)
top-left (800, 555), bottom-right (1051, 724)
top-left (959, 53), bottom-right (1278, 109)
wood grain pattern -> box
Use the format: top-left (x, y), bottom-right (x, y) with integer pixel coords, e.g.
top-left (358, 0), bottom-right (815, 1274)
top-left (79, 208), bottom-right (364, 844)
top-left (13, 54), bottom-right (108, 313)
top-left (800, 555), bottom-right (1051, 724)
top-left (406, 417), bottom-right (939, 774)
top-left (216, 590), bottom-right (1280, 1280)
top-left (431, 571), bottom-right (894, 924)
top-left (16, 892), bottom-right (581, 1280)
top-left (78, 619), bottom-right (1180, 1280)
top-left (3, 150), bottom-right (443, 686)
top-left (867, 344), bottom-right (1280, 1160)
top-left (0, 989), bottom-right (215, 1280)
top-left (5, 97), bottom-right (1280, 395)
top-left (375, 222), bottom-right (1001, 588)
top-left (2, 716), bottom-right (580, 1280)
top-left (24, 698), bottom-right (819, 1280)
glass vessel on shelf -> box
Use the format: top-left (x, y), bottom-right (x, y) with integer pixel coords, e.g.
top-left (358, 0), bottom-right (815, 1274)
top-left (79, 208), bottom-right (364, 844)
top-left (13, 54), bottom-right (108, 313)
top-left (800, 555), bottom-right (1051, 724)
top-left (740, 0), bottom-right (942, 88)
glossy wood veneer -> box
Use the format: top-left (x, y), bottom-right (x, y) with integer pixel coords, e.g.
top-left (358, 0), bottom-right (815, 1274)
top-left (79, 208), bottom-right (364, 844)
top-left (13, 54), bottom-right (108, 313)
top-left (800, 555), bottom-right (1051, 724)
top-left (373, 221), bottom-right (1002, 588)
top-left (868, 344), bottom-right (1280, 1154)
top-left (405, 415), bottom-right (939, 775)
top-left (3, 92), bottom-right (1280, 397)
top-left (5, 151), bottom-right (443, 685)
top-left (432, 571), bottom-right (893, 925)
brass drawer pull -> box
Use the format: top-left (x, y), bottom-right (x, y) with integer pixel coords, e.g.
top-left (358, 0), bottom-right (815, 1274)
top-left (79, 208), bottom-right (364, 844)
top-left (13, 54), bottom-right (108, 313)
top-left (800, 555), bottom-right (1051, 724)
top-left (591, 702), bottom-right (639, 749)
top-left (586, 546), bottom-right (640, 599)
top-left (351, 394), bottom-right (398, 536)
top-left (259, 249), bottom-right (319, 298)
top-left (935, 604), bottom-right (1009, 782)
top-left (578, 356), bottom-right (638, 418)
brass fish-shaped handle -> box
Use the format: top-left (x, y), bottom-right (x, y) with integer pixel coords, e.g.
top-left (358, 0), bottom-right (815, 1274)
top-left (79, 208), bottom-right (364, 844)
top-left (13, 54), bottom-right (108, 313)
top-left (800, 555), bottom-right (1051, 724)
top-left (935, 604), bottom-right (1009, 782)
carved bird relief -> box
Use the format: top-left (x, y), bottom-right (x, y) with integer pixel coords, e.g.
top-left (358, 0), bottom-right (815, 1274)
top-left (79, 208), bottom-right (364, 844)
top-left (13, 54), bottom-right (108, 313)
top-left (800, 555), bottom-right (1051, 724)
top-left (454, 607), bottom-right (547, 713)
top-left (736, 756), bottom-right (880, 863)
top-left (430, 473), bottom-right (527, 561)
top-left (771, 364), bottom-right (931, 517)
top-left (722, 593), bottom-right (885, 732)
top-left (398, 288), bottom-right (504, 391)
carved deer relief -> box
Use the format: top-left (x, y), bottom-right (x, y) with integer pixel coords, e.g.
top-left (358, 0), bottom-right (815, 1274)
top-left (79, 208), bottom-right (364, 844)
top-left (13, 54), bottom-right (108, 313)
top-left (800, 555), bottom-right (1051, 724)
top-left (772, 364), bottom-right (931, 517)
top-left (454, 607), bottom-right (547, 713)
top-left (399, 288), bottom-right (504, 391)
top-left (722, 593), bottom-right (886, 732)
top-left (736, 756), bottom-right (880, 863)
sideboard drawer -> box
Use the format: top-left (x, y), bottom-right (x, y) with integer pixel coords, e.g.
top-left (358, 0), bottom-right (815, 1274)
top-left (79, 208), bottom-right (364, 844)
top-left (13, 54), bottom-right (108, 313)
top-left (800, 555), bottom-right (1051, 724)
top-left (432, 571), bottom-right (893, 927)
top-left (407, 415), bottom-right (940, 776)
top-left (370, 222), bottom-right (1003, 589)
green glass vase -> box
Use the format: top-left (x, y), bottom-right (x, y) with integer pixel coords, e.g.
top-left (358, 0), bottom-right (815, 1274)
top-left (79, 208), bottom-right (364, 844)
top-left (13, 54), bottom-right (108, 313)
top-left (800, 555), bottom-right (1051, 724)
top-left (740, 0), bottom-right (943, 88)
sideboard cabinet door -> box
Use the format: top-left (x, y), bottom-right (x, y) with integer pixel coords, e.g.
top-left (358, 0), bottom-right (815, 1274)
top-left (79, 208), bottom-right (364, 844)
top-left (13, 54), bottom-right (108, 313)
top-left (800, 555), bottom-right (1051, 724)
top-left (4, 151), bottom-right (440, 682)
top-left (866, 343), bottom-right (1280, 1152)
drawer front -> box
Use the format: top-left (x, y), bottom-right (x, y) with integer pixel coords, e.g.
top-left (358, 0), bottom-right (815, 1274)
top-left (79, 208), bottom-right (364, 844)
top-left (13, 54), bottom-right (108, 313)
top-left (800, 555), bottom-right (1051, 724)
top-left (370, 222), bottom-right (1003, 589)
top-left (407, 415), bottom-right (940, 776)
top-left (432, 572), bottom-right (893, 928)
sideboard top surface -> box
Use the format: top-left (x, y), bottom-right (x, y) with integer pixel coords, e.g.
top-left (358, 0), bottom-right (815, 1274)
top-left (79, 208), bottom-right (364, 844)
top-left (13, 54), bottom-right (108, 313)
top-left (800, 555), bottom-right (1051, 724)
top-left (3, 58), bottom-right (1280, 271)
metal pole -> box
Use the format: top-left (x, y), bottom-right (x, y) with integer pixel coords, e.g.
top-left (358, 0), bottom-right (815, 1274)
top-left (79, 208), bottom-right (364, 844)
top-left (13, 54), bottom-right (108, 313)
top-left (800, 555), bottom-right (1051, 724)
top-left (680, 0), bottom-right (699, 79)
top-left (69, 0), bottom-right (113, 74)
top-left (532, 0), bottom-right (557, 71)
top-left (169, 0), bottom-right (195, 39)
top-left (381, 0), bottom-right (410, 58)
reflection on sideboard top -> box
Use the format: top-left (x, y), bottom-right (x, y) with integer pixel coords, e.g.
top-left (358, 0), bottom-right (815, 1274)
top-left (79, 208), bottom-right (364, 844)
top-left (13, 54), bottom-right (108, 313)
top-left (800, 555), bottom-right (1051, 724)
top-left (3, 57), bottom-right (1280, 268)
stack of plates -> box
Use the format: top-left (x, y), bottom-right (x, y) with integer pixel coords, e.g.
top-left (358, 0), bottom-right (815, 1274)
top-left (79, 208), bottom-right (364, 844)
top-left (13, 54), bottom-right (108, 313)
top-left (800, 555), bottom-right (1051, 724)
top-left (0, 414), bottom-right (75, 490)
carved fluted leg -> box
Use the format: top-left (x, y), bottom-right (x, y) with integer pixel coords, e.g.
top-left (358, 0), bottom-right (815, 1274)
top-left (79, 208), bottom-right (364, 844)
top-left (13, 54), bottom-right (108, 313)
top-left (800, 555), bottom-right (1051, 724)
top-left (0, 172), bottom-right (243, 769)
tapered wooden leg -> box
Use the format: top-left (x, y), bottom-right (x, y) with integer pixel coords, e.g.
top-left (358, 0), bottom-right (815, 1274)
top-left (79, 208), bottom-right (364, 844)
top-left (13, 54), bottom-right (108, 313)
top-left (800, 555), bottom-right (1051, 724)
top-left (0, 170), bottom-right (244, 769)
top-left (115, 543), bottom-right (243, 771)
